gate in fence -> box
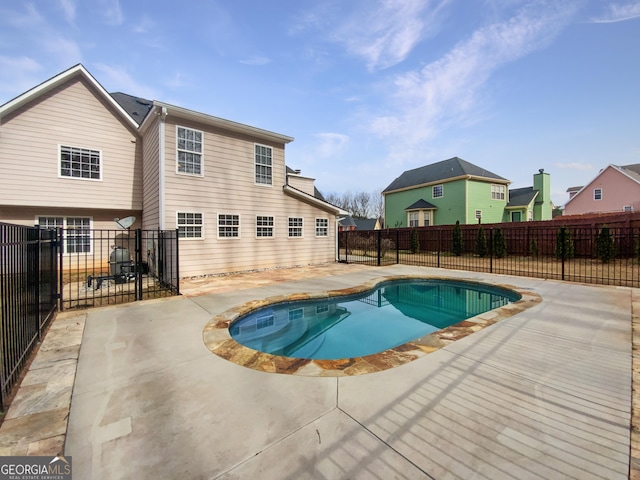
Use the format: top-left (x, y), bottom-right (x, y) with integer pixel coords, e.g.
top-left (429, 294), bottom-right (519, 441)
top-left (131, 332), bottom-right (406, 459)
top-left (59, 228), bottom-right (180, 310)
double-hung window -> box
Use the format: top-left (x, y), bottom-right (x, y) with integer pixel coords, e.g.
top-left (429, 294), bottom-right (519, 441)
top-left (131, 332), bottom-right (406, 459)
top-left (288, 217), bottom-right (303, 237)
top-left (432, 184), bottom-right (443, 198)
top-left (218, 214), bottom-right (240, 238)
top-left (315, 218), bottom-right (328, 237)
top-left (256, 216), bottom-right (274, 237)
top-left (38, 216), bottom-right (91, 253)
top-left (255, 144), bottom-right (272, 185)
top-left (491, 184), bottom-right (505, 200)
top-left (60, 146), bottom-right (101, 180)
top-left (177, 212), bottom-right (203, 238)
top-left (408, 211), bottom-right (419, 227)
top-left (177, 126), bottom-right (203, 175)
top-left (594, 188), bottom-right (602, 200)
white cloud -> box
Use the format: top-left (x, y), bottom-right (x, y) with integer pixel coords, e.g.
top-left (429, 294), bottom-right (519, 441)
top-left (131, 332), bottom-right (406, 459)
top-left (0, 55), bottom-right (41, 73)
top-left (369, 3), bottom-right (577, 144)
top-left (238, 56), bottom-right (271, 66)
top-left (314, 132), bottom-right (350, 157)
top-left (102, 0), bottom-right (123, 26)
top-left (43, 35), bottom-right (82, 65)
top-left (554, 162), bottom-right (595, 171)
top-left (0, 3), bottom-right (44, 28)
top-left (333, 0), bottom-right (451, 70)
top-left (58, 0), bottom-right (76, 24)
top-left (591, 2), bottom-right (640, 23)
top-left (0, 56), bottom-right (42, 98)
top-left (133, 15), bottom-right (154, 34)
top-left (93, 63), bottom-right (158, 98)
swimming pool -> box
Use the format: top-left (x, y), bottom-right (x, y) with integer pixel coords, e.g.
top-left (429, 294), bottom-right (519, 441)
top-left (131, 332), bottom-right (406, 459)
top-left (229, 278), bottom-right (521, 360)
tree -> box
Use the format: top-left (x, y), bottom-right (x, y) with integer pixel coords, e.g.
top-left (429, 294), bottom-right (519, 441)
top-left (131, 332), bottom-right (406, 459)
top-left (595, 226), bottom-right (615, 263)
top-left (452, 220), bottom-right (463, 256)
top-left (493, 228), bottom-right (506, 258)
top-left (410, 228), bottom-right (420, 254)
top-left (555, 226), bottom-right (575, 260)
top-left (475, 226), bottom-right (487, 257)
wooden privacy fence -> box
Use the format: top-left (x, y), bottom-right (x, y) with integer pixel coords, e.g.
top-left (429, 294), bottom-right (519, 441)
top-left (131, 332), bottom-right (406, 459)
top-left (338, 221), bottom-right (640, 288)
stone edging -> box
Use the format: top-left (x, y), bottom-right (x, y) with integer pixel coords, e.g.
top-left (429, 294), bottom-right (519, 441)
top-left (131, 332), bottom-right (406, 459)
top-left (202, 275), bottom-right (542, 377)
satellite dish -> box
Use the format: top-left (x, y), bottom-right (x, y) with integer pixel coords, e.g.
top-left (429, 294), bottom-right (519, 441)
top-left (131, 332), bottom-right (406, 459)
top-left (114, 216), bottom-right (136, 230)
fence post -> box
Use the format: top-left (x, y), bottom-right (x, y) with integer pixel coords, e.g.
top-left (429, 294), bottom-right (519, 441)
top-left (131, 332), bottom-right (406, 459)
top-left (396, 229), bottom-right (399, 264)
top-left (377, 230), bottom-right (382, 266)
top-left (58, 228), bottom-right (64, 311)
top-left (489, 228), bottom-right (493, 274)
top-left (35, 225), bottom-right (42, 339)
top-left (135, 229), bottom-right (143, 301)
top-left (345, 231), bottom-right (349, 263)
top-left (438, 229), bottom-right (441, 268)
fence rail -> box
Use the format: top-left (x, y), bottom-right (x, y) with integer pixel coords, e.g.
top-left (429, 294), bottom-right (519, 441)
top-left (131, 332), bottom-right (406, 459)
top-left (1, 223), bottom-right (58, 409)
top-left (59, 228), bottom-right (180, 310)
top-left (1, 224), bottom-right (180, 410)
top-left (339, 224), bottom-right (640, 288)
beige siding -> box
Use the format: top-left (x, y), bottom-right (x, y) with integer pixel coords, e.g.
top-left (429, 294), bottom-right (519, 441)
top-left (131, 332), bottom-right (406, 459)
top-left (287, 175), bottom-right (316, 196)
top-left (161, 117), bottom-right (336, 277)
top-left (0, 77), bottom-right (142, 210)
top-left (141, 115), bottom-right (160, 230)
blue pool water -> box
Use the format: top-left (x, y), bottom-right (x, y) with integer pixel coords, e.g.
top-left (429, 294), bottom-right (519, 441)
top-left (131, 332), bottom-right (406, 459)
top-left (229, 279), bottom-right (520, 360)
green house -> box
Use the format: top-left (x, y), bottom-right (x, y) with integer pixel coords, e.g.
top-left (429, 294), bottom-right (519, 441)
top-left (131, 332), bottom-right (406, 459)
top-left (383, 157), bottom-right (551, 227)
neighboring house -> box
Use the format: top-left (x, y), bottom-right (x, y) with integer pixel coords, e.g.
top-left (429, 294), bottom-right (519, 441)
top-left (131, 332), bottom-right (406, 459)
top-left (338, 216), bottom-right (381, 231)
top-left (383, 157), bottom-right (552, 227)
top-left (0, 64), bottom-right (346, 277)
top-left (563, 164), bottom-right (640, 216)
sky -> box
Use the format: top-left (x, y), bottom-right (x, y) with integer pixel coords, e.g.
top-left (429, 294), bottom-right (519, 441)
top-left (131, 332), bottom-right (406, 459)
top-left (0, 0), bottom-right (639, 208)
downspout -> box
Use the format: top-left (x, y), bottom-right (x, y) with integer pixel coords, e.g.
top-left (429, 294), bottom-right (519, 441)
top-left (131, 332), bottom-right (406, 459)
top-left (464, 178), bottom-right (469, 224)
top-left (158, 106), bottom-right (168, 229)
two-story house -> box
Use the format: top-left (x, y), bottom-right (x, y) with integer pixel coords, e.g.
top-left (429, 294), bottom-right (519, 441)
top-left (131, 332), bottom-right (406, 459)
top-left (563, 164), bottom-right (640, 216)
top-left (0, 64), bottom-right (346, 277)
top-left (383, 157), bottom-right (551, 227)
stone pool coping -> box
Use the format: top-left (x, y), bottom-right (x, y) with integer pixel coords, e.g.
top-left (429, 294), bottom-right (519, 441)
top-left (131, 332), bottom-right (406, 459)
top-left (202, 275), bottom-right (542, 376)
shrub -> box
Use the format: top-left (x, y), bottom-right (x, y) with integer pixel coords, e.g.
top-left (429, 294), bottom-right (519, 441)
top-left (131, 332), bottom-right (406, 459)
top-left (452, 220), bottom-right (463, 256)
top-left (476, 226), bottom-right (487, 257)
top-left (410, 228), bottom-right (420, 254)
top-left (528, 238), bottom-right (539, 257)
top-left (595, 226), bottom-right (615, 263)
top-left (555, 226), bottom-right (575, 260)
top-left (493, 228), bottom-right (506, 258)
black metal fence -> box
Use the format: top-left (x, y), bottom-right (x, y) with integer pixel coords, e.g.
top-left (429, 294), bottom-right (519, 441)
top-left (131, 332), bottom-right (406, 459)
top-left (60, 229), bottom-right (180, 310)
top-left (1, 223), bottom-right (58, 408)
top-left (339, 224), bottom-right (640, 288)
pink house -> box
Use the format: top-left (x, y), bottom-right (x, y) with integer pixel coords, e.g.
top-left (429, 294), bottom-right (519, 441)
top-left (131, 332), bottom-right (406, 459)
top-left (564, 164), bottom-right (640, 216)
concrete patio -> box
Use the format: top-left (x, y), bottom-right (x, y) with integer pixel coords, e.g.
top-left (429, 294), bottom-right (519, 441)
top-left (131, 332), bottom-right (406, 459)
top-left (1, 263), bottom-right (637, 479)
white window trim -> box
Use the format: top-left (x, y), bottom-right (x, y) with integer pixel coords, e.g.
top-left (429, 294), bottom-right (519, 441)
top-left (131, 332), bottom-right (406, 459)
top-left (594, 188), bottom-right (602, 200)
top-left (177, 211), bottom-right (204, 240)
top-left (475, 210), bottom-right (482, 221)
top-left (491, 184), bottom-right (505, 201)
top-left (315, 218), bottom-right (329, 237)
top-left (423, 210), bottom-right (432, 226)
top-left (254, 143), bottom-right (273, 187)
top-left (217, 213), bottom-right (241, 239)
top-left (288, 217), bottom-right (304, 238)
top-left (36, 215), bottom-right (94, 254)
top-left (432, 184), bottom-right (443, 199)
top-left (176, 125), bottom-right (204, 177)
top-left (58, 145), bottom-right (103, 182)
top-left (408, 211), bottom-right (419, 227)
top-left (624, 205), bottom-right (633, 212)
top-left (256, 215), bottom-right (275, 238)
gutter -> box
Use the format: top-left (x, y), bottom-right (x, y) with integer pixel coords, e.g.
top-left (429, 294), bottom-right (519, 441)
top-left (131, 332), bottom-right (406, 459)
top-left (158, 106), bottom-right (168, 229)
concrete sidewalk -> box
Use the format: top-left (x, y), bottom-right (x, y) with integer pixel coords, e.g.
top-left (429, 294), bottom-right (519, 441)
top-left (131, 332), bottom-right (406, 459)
top-left (1, 263), bottom-right (636, 478)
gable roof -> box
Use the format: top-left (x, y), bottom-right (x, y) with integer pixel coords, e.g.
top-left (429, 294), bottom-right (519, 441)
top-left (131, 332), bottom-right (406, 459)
top-left (0, 64), bottom-right (139, 130)
top-left (405, 199), bottom-right (437, 210)
top-left (507, 187), bottom-right (538, 208)
top-left (110, 92), bottom-right (153, 125)
top-left (142, 100), bottom-right (294, 144)
top-left (283, 185), bottom-right (348, 215)
top-left (564, 163), bottom-right (640, 207)
top-left (383, 157), bottom-right (509, 193)
top-left (354, 218), bottom-right (379, 231)
top-left (339, 216), bottom-right (357, 228)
